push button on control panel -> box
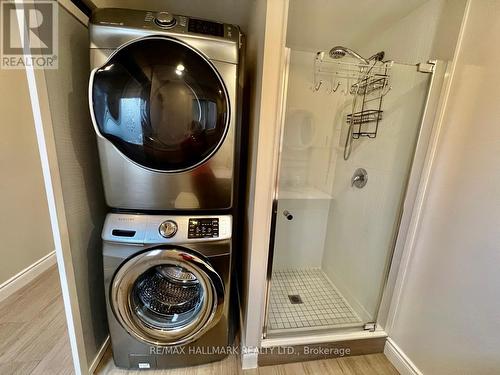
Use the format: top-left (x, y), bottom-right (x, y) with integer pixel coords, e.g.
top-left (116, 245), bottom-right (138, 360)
top-left (188, 218), bottom-right (219, 239)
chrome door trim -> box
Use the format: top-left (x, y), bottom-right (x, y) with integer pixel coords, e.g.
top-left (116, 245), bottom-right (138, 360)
top-left (111, 247), bottom-right (224, 346)
top-left (88, 35), bottom-right (231, 174)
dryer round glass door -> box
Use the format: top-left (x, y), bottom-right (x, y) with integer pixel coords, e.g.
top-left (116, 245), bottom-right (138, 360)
top-left (90, 36), bottom-right (230, 173)
top-left (110, 247), bottom-right (224, 346)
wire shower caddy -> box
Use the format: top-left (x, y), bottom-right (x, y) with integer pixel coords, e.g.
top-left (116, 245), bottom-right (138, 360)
top-left (312, 51), bottom-right (392, 139)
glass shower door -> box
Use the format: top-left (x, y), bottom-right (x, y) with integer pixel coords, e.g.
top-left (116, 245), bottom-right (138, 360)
top-left (265, 49), bottom-right (433, 337)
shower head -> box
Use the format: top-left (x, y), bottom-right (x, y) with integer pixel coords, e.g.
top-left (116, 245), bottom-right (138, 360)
top-left (329, 46), bottom-right (369, 64)
top-left (329, 46), bottom-right (385, 64)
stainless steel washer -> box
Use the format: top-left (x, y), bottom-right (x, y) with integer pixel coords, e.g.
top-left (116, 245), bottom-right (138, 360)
top-left (102, 213), bottom-right (233, 369)
top-left (89, 8), bottom-right (242, 210)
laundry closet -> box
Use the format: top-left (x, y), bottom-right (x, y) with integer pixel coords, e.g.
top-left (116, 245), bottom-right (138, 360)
top-left (31, 1), bottom-right (257, 372)
top-left (28, 0), bottom-right (500, 374)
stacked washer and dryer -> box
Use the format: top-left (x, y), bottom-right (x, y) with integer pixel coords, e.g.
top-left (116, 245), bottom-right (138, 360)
top-left (88, 8), bottom-right (243, 370)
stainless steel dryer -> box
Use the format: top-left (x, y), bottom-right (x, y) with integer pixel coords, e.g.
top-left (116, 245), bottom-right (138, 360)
top-left (102, 213), bottom-right (233, 369)
top-left (89, 9), bottom-right (242, 210)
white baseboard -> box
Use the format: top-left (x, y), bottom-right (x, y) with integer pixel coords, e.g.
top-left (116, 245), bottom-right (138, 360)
top-left (89, 335), bottom-right (110, 374)
top-left (241, 349), bottom-right (259, 370)
top-left (384, 338), bottom-right (422, 375)
top-left (0, 251), bottom-right (56, 302)
top-left (236, 282), bottom-right (259, 370)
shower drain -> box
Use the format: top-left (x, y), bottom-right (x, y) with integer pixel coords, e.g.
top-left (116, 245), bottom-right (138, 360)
top-left (288, 294), bottom-right (303, 304)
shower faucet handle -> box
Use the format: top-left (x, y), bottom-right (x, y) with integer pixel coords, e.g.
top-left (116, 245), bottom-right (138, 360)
top-left (351, 168), bottom-right (368, 188)
top-left (352, 175), bottom-right (363, 185)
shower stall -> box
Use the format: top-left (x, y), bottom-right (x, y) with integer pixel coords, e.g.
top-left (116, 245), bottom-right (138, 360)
top-left (263, 42), bottom-right (444, 338)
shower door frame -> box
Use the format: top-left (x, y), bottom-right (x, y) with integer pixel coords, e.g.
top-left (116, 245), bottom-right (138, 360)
top-left (261, 53), bottom-right (448, 340)
top-left (262, 47), bottom-right (291, 338)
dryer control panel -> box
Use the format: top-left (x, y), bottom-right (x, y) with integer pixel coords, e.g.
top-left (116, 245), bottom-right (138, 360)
top-left (188, 218), bottom-right (219, 239)
top-left (90, 8), bottom-right (240, 44)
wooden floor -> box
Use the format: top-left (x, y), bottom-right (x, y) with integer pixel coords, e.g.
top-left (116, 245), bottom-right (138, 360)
top-left (96, 348), bottom-right (398, 375)
top-left (0, 265), bottom-right (73, 375)
top-left (1, 266), bottom-right (399, 375)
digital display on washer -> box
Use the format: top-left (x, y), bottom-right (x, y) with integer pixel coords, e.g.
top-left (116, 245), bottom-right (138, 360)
top-left (188, 19), bottom-right (224, 37)
top-left (188, 218), bottom-right (219, 238)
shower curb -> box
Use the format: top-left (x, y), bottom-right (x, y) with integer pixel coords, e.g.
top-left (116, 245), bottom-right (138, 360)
top-left (258, 337), bottom-right (386, 366)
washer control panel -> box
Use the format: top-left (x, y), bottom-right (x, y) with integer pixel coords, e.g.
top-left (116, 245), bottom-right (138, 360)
top-left (102, 214), bottom-right (231, 244)
top-left (188, 218), bottom-right (219, 239)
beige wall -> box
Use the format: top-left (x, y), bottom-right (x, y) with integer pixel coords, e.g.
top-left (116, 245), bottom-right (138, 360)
top-left (0, 68), bottom-right (54, 285)
top-left (41, 4), bottom-right (108, 370)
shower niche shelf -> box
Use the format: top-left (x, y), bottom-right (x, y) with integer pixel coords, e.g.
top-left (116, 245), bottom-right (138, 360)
top-left (278, 186), bottom-right (332, 200)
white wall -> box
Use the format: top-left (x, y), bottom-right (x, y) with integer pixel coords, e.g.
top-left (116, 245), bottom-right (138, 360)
top-left (355, 0), bottom-right (453, 64)
top-left (272, 50), bottom-right (338, 271)
top-left (0, 41), bottom-right (53, 285)
top-left (285, 0), bottom-right (466, 65)
top-left (273, 198), bottom-right (330, 271)
top-left (240, 0), bottom-right (289, 366)
top-left (286, 0), bottom-right (429, 53)
top-left (240, 0), bottom-right (268, 353)
top-left (278, 50), bottom-right (342, 196)
top-left (387, 1), bottom-right (500, 373)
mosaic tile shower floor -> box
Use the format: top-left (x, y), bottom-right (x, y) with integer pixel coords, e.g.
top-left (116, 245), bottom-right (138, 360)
top-left (267, 269), bottom-right (362, 333)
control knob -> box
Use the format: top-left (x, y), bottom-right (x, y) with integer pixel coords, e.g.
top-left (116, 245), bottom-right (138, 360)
top-left (159, 220), bottom-right (178, 238)
top-left (154, 12), bottom-right (177, 28)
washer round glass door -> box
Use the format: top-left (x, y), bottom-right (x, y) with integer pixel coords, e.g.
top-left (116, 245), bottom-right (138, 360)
top-left (90, 37), bottom-right (230, 172)
top-left (111, 247), bottom-right (224, 346)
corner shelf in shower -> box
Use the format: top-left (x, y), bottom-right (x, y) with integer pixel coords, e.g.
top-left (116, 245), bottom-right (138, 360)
top-left (278, 186), bottom-right (332, 200)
